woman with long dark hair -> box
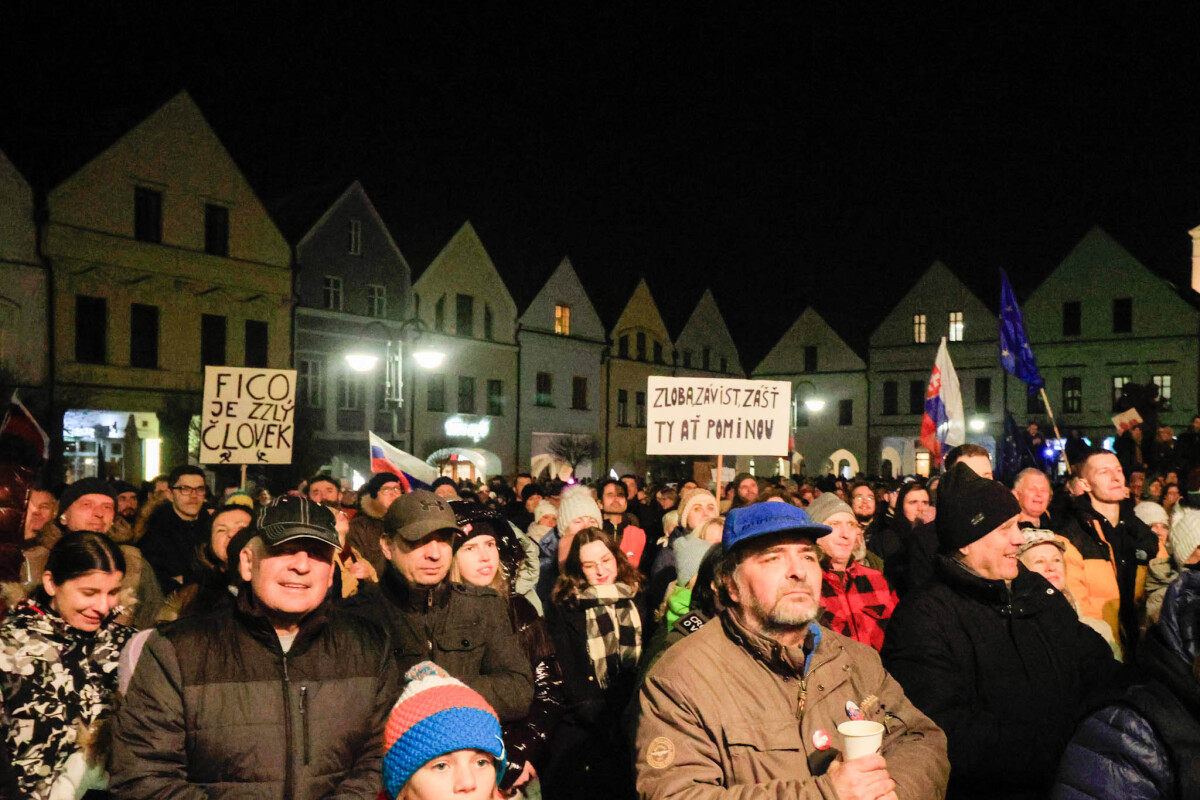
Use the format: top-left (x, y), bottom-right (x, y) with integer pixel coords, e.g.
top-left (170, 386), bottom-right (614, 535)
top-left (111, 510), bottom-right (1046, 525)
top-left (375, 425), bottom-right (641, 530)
top-left (542, 527), bottom-right (643, 800)
top-left (0, 530), bottom-right (132, 798)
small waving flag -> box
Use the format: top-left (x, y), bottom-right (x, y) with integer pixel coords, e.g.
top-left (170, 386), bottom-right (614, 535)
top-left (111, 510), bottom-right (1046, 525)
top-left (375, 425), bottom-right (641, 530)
top-left (921, 337), bottom-right (965, 466)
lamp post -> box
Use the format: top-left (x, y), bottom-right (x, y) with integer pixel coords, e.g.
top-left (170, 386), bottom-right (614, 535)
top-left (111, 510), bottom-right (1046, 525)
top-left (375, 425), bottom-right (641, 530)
top-left (345, 317), bottom-right (444, 449)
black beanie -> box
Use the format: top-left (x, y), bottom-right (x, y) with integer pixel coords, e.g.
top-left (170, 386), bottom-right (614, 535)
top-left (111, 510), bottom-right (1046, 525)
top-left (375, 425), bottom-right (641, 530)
top-left (936, 463), bottom-right (1021, 553)
top-left (363, 472), bottom-right (401, 498)
top-left (58, 478), bottom-right (117, 515)
top-left (431, 476), bottom-right (457, 493)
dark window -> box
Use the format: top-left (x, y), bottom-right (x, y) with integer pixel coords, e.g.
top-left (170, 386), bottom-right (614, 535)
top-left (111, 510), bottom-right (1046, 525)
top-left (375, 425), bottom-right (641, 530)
top-left (803, 346), bottom-right (817, 373)
top-left (299, 360), bottom-right (324, 408)
top-left (129, 303), bottom-right (158, 368)
top-left (134, 187), bottom-right (162, 243)
top-left (909, 380), bottom-right (925, 415)
top-left (204, 204), bottom-right (229, 256)
top-left (720, 356), bottom-right (728, 373)
top-left (654, 341), bottom-right (664, 364)
top-left (483, 305), bottom-right (493, 340)
top-left (201, 314), bottom-right (226, 367)
top-left (635, 391), bottom-right (647, 427)
top-left (682, 350), bottom-right (692, 368)
top-left (458, 377), bottom-right (476, 414)
top-left (487, 380), bottom-right (503, 416)
top-left (1112, 375), bottom-right (1131, 411)
top-left (75, 296), bottom-right (106, 365)
top-left (1028, 390), bottom-right (1047, 415)
top-left (456, 294), bottom-right (474, 337)
top-left (702, 347), bottom-right (711, 370)
top-left (618, 335), bottom-right (629, 359)
top-left (427, 375), bottom-right (445, 412)
top-left (572, 376), bottom-right (588, 410)
top-left (883, 381), bottom-right (898, 416)
top-left (974, 377), bottom-right (991, 413)
top-left (434, 296), bottom-right (445, 332)
top-left (1063, 377), bottom-right (1082, 413)
top-left (636, 332), bottom-right (647, 361)
top-left (536, 372), bottom-right (553, 407)
top-left (1063, 301), bottom-right (1081, 336)
top-left (838, 399), bottom-right (853, 426)
top-left (617, 389), bottom-right (629, 426)
top-left (245, 320), bottom-right (268, 368)
top-left (1113, 297), bottom-right (1133, 333)
top-left (795, 404), bottom-right (809, 427)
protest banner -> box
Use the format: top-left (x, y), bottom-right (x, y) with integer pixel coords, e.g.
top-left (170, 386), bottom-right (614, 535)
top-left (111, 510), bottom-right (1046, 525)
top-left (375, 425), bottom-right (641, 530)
top-left (200, 366), bottom-right (297, 467)
top-left (646, 377), bottom-right (791, 456)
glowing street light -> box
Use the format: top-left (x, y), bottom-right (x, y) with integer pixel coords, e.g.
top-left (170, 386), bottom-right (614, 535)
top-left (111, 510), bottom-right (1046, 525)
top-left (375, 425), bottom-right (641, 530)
top-left (968, 418), bottom-right (986, 433)
top-left (412, 347), bottom-right (445, 369)
top-left (344, 353), bottom-right (380, 372)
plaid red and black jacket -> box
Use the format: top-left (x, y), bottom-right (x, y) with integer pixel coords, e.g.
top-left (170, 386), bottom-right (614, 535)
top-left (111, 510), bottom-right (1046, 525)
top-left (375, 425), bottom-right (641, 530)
top-left (819, 561), bottom-right (898, 651)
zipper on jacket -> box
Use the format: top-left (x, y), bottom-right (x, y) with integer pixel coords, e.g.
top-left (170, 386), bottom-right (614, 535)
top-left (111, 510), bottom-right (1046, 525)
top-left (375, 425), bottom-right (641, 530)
top-left (282, 654), bottom-right (294, 800)
top-left (300, 684), bottom-right (311, 765)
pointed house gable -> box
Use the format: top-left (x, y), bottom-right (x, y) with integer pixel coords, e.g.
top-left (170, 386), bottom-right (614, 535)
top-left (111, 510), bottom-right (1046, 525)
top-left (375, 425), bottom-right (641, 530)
top-left (414, 221), bottom-right (517, 343)
top-left (869, 260), bottom-right (996, 348)
top-left (611, 278), bottom-right (672, 362)
top-left (48, 91), bottom-right (289, 269)
top-left (674, 289), bottom-right (744, 376)
top-left (754, 307), bottom-right (865, 376)
top-left (518, 257), bottom-right (604, 341)
top-left (1022, 226), bottom-right (1199, 341)
top-left (0, 148), bottom-right (36, 265)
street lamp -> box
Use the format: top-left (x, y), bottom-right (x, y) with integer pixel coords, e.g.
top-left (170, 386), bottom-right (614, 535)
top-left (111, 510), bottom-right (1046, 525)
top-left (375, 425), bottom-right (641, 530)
top-left (796, 381), bottom-right (825, 413)
top-left (968, 418), bottom-right (986, 433)
top-left (344, 318), bottom-right (443, 407)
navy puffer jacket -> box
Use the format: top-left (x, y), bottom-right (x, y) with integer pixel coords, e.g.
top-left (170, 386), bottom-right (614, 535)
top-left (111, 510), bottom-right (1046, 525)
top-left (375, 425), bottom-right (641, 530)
top-left (1053, 568), bottom-right (1200, 799)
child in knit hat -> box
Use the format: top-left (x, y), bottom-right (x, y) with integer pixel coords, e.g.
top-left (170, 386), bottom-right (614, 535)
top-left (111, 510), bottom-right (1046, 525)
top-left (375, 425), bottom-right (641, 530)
top-left (383, 661), bottom-right (506, 800)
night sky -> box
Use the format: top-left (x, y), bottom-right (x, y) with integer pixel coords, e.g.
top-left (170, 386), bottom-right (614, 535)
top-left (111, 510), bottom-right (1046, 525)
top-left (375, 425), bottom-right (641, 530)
top-left (6, 6), bottom-right (1200, 366)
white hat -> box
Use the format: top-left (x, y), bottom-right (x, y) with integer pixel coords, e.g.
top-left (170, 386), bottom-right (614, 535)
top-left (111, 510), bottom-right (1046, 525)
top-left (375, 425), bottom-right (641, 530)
top-left (1170, 508), bottom-right (1200, 564)
top-left (1134, 501), bottom-right (1169, 528)
top-left (557, 488), bottom-right (603, 535)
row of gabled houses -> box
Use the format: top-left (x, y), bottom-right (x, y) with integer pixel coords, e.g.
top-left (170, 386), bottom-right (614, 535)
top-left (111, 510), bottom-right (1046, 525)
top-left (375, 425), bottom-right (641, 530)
top-left (2, 90), bottom-right (1199, 486)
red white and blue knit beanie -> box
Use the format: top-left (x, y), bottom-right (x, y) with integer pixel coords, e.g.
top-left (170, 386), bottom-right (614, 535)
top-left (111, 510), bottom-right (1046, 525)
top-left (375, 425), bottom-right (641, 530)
top-left (382, 661), bottom-right (506, 798)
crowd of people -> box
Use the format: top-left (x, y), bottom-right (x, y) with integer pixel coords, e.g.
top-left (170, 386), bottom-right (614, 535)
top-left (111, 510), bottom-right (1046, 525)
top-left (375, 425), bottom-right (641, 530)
top-left (2, 429), bottom-right (1200, 798)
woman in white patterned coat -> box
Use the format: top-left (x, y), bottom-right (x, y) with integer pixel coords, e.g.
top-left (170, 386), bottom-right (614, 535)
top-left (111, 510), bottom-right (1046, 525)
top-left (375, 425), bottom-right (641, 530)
top-left (0, 531), bottom-right (131, 799)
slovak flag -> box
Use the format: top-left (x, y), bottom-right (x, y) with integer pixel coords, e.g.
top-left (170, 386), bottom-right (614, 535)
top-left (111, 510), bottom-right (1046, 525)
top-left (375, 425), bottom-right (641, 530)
top-left (368, 432), bottom-right (437, 491)
top-left (920, 337), bottom-right (965, 466)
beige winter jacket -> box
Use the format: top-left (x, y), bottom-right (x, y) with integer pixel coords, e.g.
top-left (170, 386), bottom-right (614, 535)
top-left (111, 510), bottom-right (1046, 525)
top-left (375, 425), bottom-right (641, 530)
top-left (636, 612), bottom-right (949, 799)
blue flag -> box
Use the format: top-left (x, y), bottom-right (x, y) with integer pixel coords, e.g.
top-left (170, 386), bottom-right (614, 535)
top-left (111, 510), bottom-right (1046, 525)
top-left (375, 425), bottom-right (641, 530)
top-left (999, 270), bottom-right (1044, 394)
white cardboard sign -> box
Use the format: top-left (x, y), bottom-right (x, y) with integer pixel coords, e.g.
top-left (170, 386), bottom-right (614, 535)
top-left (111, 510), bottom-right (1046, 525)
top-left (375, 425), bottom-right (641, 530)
top-left (646, 376), bottom-right (791, 456)
top-left (200, 366), bottom-right (297, 465)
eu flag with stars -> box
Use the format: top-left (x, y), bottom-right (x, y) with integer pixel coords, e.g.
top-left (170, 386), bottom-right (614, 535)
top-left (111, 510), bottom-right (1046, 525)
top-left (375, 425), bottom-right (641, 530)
top-left (999, 270), bottom-right (1044, 394)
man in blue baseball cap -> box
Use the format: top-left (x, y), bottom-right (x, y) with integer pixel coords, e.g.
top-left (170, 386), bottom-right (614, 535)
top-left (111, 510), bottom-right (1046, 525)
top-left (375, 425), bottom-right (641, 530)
top-left (636, 500), bottom-right (949, 800)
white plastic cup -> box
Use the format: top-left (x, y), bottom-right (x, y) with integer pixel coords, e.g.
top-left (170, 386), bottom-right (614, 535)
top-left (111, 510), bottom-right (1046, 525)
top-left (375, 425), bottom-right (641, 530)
top-left (837, 720), bottom-right (885, 760)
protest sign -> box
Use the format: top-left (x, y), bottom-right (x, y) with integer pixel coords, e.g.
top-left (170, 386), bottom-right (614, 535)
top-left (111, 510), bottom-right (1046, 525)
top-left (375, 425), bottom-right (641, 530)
top-left (646, 376), bottom-right (791, 456)
top-left (200, 366), bottom-right (297, 465)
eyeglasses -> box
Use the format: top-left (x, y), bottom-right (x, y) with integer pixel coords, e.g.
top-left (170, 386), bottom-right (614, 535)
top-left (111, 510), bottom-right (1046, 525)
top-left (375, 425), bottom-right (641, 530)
top-left (172, 485), bottom-right (207, 496)
top-left (377, 486), bottom-right (403, 496)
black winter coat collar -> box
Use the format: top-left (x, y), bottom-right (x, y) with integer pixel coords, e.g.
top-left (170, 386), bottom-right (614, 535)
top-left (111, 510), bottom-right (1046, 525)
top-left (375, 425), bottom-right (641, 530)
top-left (378, 564), bottom-right (452, 611)
top-left (233, 585), bottom-right (330, 656)
top-left (933, 555), bottom-right (1056, 616)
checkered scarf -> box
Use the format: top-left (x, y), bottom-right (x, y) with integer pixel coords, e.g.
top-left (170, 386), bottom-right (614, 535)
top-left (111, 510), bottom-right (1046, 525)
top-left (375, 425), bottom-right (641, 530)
top-left (576, 582), bottom-right (642, 689)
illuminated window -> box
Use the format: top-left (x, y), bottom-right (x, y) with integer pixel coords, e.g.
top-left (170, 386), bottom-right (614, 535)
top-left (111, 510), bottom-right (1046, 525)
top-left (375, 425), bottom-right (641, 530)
top-left (948, 311), bottom-right (964, 342)
top-left (913, 314), bottom-right (927, 343)
top-left (555, 304), bottom-right (571, 335)
top-left (915, 451), bottom-right (931, 477)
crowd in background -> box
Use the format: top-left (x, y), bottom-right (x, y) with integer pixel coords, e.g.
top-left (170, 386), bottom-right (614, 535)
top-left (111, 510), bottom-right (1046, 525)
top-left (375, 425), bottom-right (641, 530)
top-left (4, 415), bottom-right (1200, 798)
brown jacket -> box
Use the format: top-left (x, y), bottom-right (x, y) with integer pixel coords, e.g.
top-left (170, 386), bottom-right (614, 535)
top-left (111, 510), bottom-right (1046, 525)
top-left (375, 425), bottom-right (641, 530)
top-left (636, 612), bottom-right (948, 799)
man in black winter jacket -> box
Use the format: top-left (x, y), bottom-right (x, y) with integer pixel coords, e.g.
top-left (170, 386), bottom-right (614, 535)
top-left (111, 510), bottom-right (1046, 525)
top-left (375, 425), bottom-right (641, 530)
top-left (112, 496), bottom-right (399, 799)
top-left (341, 489), bottom-right (533, 721)
top-left (883, 464), bottom-right (1118, 800)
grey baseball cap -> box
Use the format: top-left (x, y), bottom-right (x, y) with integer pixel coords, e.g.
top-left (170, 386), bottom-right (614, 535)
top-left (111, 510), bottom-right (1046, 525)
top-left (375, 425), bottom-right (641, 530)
top-left (383, 489), bottom-right (461, 542)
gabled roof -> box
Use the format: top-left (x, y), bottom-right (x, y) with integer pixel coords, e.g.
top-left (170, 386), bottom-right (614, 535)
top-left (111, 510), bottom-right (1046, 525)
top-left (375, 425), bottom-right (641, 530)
top-left (517, 256), bottom-right (605, 338)
top-left (754, 306), bottom-right (866, 375)
top-left (610, 277), bottom-right (671, 342)
top-left (868, 259), bottom-right (996, 347)
top-left (414, 220), bottom-right (517, 315)
top-left (675, 288), bottom-right (744, 374)
top-left (286, 180), bottom-right (408, 266)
